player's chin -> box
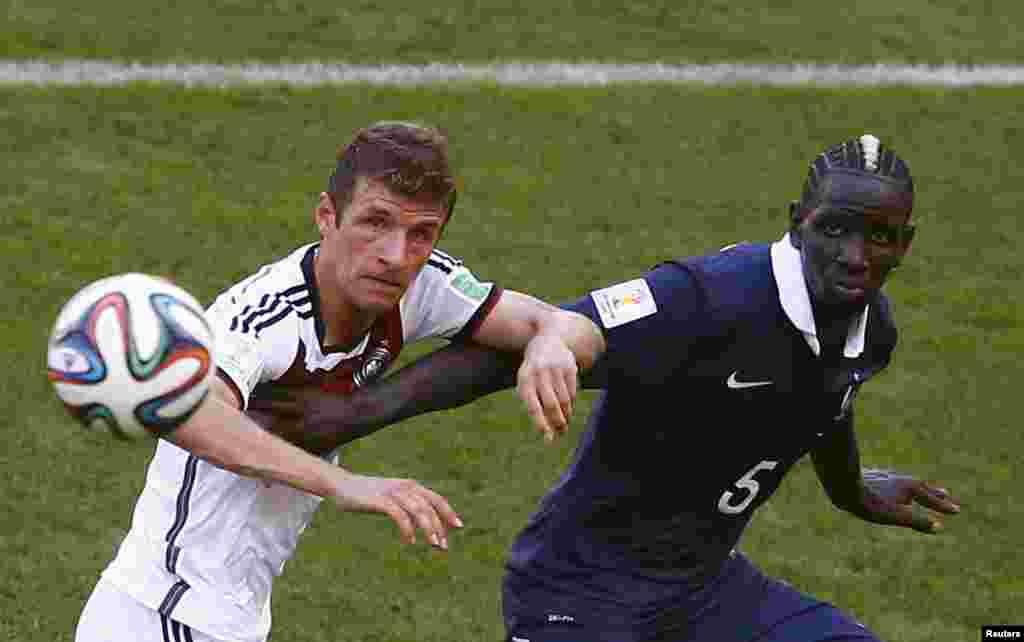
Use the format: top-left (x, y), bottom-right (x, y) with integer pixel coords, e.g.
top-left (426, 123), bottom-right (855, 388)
top-left (824, 283), bottom-right (873, 310)
top-left (357, 281), bottom-right (405, 309)
top-left (355, 291), bottom-right (402, 314)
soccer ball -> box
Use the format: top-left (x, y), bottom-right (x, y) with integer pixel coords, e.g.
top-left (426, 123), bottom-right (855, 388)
top-left (46, 273), bottom-right (216, 439)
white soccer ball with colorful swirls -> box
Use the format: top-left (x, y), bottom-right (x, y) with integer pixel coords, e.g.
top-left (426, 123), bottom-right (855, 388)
top-left (47, 273), bottom-right (215, 439)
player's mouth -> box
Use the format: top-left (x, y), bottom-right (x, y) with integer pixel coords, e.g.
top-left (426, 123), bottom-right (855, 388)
top-left (832, 276), bottom-right (869, 301)
top-left (364, 275), bottom-right (403, 290)
top-left (833, 283), bottom-right (865, 299)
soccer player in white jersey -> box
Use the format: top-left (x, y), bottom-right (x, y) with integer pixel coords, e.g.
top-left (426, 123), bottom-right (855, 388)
top-left (74, 121), bottom-right (605, 642)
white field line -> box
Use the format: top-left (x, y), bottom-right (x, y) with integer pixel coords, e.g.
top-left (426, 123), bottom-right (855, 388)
top-left (3, 60), bottom-right (1024, 87)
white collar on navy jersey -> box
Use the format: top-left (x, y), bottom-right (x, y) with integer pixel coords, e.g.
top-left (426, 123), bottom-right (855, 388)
top-left (769, 232), bottom-right (868, 358)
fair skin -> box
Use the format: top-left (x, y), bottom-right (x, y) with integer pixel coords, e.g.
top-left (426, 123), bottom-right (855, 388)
top-left (167, 176), bottom-right (603, 550)
top-left (169, 377), bottom-right (461, 549)
top-left (315, 177), bottom-right (605, 440)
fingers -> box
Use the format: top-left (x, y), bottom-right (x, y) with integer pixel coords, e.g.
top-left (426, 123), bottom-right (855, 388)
top-left (391, 480), bottom-right (469, 550)
top-left (915, 481), bottom-right (961, 514)
top-left (392, 482), bottom-right (449, 549)
top-left (419, 485), bottom-right (465, 530)
top-left (517, 365), bottom-right (577, 444)
top-left (540, 369), bottom-right (571, 433)
top-left (335, 476), bottom-right (460, 550)
top-left (519, 379), bottom-right (555, 443)
top-left (888, 503), bottom-right (943, 534)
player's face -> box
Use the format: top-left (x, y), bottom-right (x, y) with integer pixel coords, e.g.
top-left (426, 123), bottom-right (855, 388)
top-left (792, 172), bottom-right (914, 312)
top-left (317, 178), bottom-right (447, 315)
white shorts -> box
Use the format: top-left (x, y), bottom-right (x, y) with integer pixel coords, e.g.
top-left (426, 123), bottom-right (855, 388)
top-left (75, 577), bottom-right (224, 642)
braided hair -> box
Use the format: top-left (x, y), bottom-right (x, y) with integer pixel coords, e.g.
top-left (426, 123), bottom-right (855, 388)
top-left (797, 134), bottom-right (913, 215)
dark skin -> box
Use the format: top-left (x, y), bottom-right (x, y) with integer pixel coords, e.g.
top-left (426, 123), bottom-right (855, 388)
top-left (250, 168), bottom-right (960, 534)
top-left (791, 170), bottom-right (959, 532)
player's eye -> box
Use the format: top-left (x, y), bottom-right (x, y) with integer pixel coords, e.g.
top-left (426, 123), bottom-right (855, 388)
top-left (410, 227), bottom-right (437, 244)
top-left (822, 222), bottom-right (847, 238)
top-left (868, 227), bottom-right (899, 245)
top-left (364, 215), bottom-right (389, 230)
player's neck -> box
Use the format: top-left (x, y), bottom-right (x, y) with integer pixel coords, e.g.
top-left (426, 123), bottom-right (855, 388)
top-left (314, 258), bottom-right (375, 352)
top-left (811, 301), bottom-right (859, 358)
top-left (320, 298), bottom-right (375, 352)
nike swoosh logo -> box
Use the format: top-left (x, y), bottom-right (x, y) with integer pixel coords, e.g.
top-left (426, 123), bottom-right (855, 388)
top-left (726, 371), bottom-right (773, 389)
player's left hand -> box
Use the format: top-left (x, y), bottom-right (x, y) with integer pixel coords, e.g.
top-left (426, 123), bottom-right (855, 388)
top-left (859, 468), bottom-right (961, 534)
top-left (516, 333), bottom-right (578, 443)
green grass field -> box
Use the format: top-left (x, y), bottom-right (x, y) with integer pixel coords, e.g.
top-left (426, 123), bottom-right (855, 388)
top-left (1, 4), bottom-right (1022, 642)
top-left (3, 0), bottom-right (1024, 65)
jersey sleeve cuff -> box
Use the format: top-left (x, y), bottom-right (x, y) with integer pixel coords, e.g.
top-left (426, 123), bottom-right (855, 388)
top-left (216, 367), bottom-right (250, 411)
top-left (451, 284), bottom-right (504, 343)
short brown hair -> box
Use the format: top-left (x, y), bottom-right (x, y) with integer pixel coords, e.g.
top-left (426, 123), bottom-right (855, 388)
top-left (327, 121), bottom-right (457, 224)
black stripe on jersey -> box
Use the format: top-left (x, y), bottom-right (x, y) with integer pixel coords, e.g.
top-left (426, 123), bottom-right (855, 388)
top-left (239, 298), bottom-right (284, 333)
top-left (228, 304), bottom-right (252, 332)
top-left (231, 293), bottom-right (276, 332)
top-left (254, 305), bottom-right (292, 333)
top-left (431, 249), bottom-right (463, 268)
top-left (167, 619), bottom-right (193, 642)
top-left (165, 544), bottom-right (181, 576)
top-left (230, 285), bottom-right (308, 335)
top-left (280, 283), bottom-right (307, 297)
top-left (158, 580), bottom-right (190, 617)
top-left (426, 259), bottom-right (453, 274)
top-left (240, 295), bottom-right (283, 334)
top-left (164, 455), bottom-right (198, 573)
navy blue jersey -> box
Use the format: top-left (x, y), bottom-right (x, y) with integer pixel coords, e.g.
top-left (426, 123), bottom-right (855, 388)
top-left (504, 238), bottom-right (897, 634)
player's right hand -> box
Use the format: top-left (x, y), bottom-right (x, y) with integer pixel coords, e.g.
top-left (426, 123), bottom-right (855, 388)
top-left (516, 333), bottom-right (578, 443)
top-left (329, 472), bottom-right (463, 550)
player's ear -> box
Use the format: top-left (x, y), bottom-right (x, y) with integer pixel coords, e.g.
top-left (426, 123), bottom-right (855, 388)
top-left (788, 201), bottom-right (804, 248)
top-left (315, 192), bottom-right (337, 238)
top-left (895, 223), bottom-right (916, 261)
top-left (901, 224), bottom-right (916, 251)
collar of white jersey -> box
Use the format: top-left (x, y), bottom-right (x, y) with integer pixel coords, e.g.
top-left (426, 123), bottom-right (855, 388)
top-left (769, 232), bottom-right (868, 358)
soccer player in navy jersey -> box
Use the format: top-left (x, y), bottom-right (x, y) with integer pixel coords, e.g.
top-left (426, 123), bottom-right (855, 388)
top-left (253, 134), bottom-right (961, 642)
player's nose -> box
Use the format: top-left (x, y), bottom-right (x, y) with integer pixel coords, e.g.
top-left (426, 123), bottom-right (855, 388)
top-left (376, 229), bottom-right (407, 266)
top-left (838, 233), bottom-right (869, 270)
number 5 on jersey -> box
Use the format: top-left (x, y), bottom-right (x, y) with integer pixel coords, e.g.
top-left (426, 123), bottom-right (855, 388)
top-left (717, 460), bottom-right (779, 515)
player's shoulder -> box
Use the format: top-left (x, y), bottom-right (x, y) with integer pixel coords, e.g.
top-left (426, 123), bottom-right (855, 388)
top-left (410, 248), bottom-right (474, 290)
top-left (422, 247), bottom-right (466, 278)
top-left (868, 291), bottom-right (899, 348)
top-left (208, 244), bottom-right (314, 323)
top-left (658, 241), bottom-right (773, 305)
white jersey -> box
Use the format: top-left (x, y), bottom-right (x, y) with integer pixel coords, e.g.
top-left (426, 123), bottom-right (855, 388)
top-left (101, 243), bottom-right (502, 642)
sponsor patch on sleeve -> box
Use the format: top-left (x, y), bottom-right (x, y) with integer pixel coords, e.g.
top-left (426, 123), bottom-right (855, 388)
top-left (450, 270), bottom-right (492, 303)
top-left (590, 278), bottom-right (657, 329)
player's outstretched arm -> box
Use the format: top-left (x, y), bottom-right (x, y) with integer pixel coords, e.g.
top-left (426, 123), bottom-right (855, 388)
top-left (250, 340), bottom-right (528, 455)
top-left (169, 377), bottom-right (462, 549)
top-left (811, 412), bottom-right (960, 534)
top-left (470, 292), bottom-right (606, 442)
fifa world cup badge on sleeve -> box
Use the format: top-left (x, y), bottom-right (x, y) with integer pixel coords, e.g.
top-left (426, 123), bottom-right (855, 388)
top-left (450, 270), bottom-right (491, 303)
top-left (590, 279), bottom-right (657, 329)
